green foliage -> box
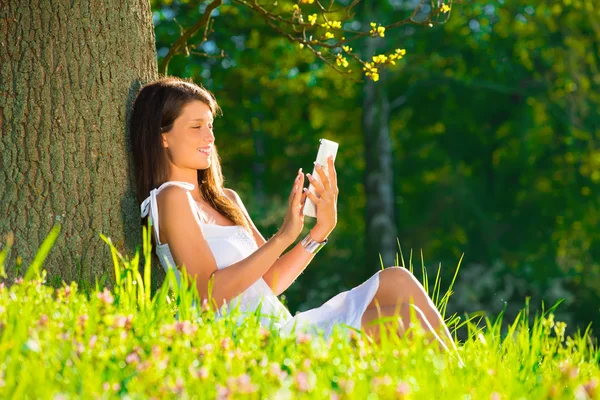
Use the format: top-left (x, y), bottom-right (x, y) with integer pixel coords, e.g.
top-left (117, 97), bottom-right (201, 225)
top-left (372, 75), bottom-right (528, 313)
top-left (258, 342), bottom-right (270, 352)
top-left (381, 0), bottom-right (600, 331)
top-left (0, 226), bottom-right (598, 397)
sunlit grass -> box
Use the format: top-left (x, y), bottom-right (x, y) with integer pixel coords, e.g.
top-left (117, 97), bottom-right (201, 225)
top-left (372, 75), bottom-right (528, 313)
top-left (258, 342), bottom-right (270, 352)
top-left (0, 223), bottom-right (597, 399)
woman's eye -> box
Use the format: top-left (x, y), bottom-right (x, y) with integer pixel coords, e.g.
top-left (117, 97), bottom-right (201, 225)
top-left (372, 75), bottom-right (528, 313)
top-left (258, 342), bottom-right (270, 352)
top-left (193, 126), bottom-right (201, 129)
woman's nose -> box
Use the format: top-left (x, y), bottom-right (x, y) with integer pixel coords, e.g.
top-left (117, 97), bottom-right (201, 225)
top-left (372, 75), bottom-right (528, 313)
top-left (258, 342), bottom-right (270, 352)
top-left (205, 127), bottom-right (215, 141)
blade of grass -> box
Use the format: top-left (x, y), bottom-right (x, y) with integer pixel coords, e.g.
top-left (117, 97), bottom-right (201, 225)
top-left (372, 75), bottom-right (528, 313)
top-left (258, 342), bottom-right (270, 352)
top-left (25, 224), bottom-right (61, 281)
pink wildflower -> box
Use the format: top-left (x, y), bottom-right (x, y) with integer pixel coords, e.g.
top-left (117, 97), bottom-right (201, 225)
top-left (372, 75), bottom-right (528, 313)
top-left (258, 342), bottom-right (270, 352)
top-left (303, 358), bottom-right (311, 369)
top-left (227, 374), bottom-right (257, 393)
top-left (151, 345), bottom-right (162, 358)
top-left (137, 360), bottom-right (151, 372)
top-left (77, 314), bottom-right (88, 329)
top-left (113, 314), bottom-right (133, 330)
top-left (174, 320), bottom-right (197, 336)
top-left (75, 342), bottom-right (85, 357)
top-left (37, 314), bottom-right (49, 327)
top-left (295, 371), bottom-right (313, 392)
top-left (296, 332), bottom-right (312, 344)
top-left (221, 336), bottom-right (232, 350)
top-left (371, 375), bottom-right (393, 387)
top-left (171, 376), bottom-right (185, 395)
top-left (126, 351), bottom-right (140, 365)
top-left (583, 378), bottom-right (598, 398)
top-left (216, 384), bottom-right (230, 400)
top-left (97, 288), bottom-right (114, 305)
top-left (396, 381), bottom-right (411, 398)
top-left (338, 378), bottom-right (355, 394)
top-left (201, 298), bottom-right (210, 312)
top-left (195, 366), bottom-right (209, 379)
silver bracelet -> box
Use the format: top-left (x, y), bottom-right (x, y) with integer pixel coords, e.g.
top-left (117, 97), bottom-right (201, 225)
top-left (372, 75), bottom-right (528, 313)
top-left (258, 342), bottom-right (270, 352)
top-left (300, 232), bottom-right (328, 254)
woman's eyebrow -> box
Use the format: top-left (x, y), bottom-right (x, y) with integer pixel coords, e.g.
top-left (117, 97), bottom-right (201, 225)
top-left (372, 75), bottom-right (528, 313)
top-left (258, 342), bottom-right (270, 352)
top-left (188, 118), bottom-right (213, 123)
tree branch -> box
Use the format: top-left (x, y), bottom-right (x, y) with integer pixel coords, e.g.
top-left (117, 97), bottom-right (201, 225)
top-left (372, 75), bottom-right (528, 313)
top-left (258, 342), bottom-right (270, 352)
top-left (158, 0), bottom-right (461, 81)
top-left (231, 0), bottom-right (458, 80)
top-left (158, 0), bottom-right (222, 76)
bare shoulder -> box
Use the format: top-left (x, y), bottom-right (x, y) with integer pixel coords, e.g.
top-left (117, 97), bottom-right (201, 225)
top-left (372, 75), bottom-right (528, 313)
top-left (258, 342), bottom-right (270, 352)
top-left (223, 188), bottom-right (251, 218)
top-left (223, 188), bottom-right (240, 203)
top-left (224, 188), bottom-right (250, 213)
top-left (223, 188), bottom-right (249, 219)
top-left (155, 186), bottom-right (196, 244)
top-left (156, 186), bottom-right (191, 217)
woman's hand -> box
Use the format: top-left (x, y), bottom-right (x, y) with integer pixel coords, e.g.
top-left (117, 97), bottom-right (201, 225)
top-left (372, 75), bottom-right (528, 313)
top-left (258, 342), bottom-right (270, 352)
top-left (277, 168), bottom-right (308, 244)
top-left (303, 155), bottom-right (338, 241)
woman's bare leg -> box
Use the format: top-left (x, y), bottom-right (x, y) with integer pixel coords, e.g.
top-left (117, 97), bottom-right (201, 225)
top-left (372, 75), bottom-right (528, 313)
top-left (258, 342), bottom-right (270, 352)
top-left (367, 267), bottom-right (458, 352)
top-left (361, 303), bottom-right (450, 352)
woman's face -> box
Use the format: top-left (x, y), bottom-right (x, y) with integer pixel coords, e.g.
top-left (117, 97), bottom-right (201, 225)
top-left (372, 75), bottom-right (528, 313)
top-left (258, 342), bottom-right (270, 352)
top-left (161, 100), bottom-right (215, 171)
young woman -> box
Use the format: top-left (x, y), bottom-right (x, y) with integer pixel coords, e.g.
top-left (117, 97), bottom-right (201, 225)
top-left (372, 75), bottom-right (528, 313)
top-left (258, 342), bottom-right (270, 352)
top-left (130, 76), bottom-right (460, 354)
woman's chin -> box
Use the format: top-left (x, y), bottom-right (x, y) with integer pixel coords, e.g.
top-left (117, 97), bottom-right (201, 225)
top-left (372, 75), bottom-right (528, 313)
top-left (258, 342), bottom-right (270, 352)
top-left (196, 154), bottom-right (211, 170)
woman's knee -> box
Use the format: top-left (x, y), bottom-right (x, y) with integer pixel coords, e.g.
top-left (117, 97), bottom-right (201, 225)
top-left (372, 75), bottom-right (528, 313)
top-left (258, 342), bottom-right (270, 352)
top-left (383, 266), bottom-right (424, 294)
top-left (385, 266), bottom-right (414, 281)
top-left (369, 267), bottom-right (421, 310)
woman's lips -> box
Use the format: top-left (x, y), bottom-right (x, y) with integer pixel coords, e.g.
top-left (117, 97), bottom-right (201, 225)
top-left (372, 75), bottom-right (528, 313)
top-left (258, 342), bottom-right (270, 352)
top-left (198, 147), bottom-right (212, 156)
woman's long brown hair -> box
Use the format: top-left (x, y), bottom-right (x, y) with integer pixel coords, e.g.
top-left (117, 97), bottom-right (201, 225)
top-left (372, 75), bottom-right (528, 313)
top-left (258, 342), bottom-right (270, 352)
top-left (129, 76), bottom-right (252, 247)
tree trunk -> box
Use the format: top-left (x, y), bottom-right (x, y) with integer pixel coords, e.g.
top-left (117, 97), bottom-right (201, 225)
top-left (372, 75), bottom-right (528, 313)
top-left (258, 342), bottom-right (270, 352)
top-left (0, 0), bottom-right (158, 285)
top-left (362, 40), bottom-right (399, 270)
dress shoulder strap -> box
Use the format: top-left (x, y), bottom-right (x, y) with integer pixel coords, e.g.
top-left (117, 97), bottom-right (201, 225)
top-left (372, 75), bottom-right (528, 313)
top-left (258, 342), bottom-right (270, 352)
top-left (140, 181), bottom-right (205, 246)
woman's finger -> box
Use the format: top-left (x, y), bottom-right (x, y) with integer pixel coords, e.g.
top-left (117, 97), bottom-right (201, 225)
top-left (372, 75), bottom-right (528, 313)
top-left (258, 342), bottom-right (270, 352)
top-left (300, 191), bottom-right (308, 207)
top-left (297, 172), bottom-right (305, 201)
top-left (314, 162), bottom-right (331, 192)
top-left (289, 183), bottom-right (296, 204)
top-left (303, 187), bottom-right (321, 205)
top-left (306, 172), bottom-right (325, 196)
top-left (295, 178), bottom-right (304, 206)
top-left (289, 169), bottom-right (303, 205)
top-left (327, 155), bottom-right (338, 195)
top-left (298, 192), bottom-right (308, 214)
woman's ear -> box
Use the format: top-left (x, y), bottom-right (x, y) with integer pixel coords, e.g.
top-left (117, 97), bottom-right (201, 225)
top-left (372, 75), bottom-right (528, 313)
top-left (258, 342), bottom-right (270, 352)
top-left (161, 133), bottom-right (169, 149)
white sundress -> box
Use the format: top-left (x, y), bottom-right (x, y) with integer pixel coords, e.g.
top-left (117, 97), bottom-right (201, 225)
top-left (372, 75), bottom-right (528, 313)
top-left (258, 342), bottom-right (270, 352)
top-left (140, 181), bottom-right (384, 340)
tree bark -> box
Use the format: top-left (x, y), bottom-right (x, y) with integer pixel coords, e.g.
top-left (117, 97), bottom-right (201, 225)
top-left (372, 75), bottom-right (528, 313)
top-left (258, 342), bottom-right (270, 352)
top-left (362, 40), bottom-right (399, 270)
top-left (0, 0), bottom-right (158, 285)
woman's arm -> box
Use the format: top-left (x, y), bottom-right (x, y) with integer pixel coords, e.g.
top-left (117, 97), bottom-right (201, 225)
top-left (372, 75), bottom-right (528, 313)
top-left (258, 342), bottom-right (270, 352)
top-left (261, 226), bottom-right (329, 295)
top-left (225, 188), bottom-right (330, 296)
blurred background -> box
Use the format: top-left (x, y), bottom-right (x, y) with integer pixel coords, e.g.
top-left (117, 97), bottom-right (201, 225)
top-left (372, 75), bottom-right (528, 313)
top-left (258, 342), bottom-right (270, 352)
top-left (150, 0), bottom-right (599, 337)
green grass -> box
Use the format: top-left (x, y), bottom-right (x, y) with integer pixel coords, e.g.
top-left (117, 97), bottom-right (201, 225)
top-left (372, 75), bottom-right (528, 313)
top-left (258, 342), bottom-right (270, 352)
top-left (0, 223), bottom-right (598, 399)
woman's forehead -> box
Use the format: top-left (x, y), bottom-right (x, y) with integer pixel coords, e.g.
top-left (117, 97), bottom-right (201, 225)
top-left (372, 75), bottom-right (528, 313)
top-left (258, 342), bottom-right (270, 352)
top-left (180, 101), bottom-right (213, 121)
